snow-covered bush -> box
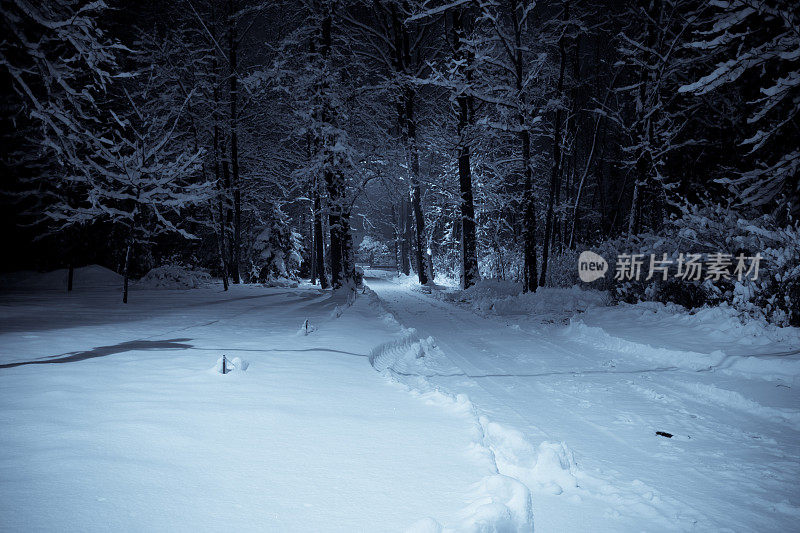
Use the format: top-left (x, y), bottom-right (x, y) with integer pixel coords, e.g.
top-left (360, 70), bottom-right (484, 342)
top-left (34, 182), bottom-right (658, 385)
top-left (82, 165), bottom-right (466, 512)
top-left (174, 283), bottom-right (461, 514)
top-left (479, 242), bottom-right (522, 283)
top-left (247, 209), bottom-right (303, 283)
top-left (587, 205), bottom-right (799, 326)
top-left (432, 245), bottom-right (462, 286)
top-left (137, 264), bottom-right (213, 289)
top-left (543, 248), bottom-right (581, 288)
top-left (357, 236), bottom-right (392, 265)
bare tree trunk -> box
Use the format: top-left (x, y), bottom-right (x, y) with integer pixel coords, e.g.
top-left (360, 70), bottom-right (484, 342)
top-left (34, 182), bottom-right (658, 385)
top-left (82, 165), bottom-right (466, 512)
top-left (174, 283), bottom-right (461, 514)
top-left (316, 5), bottom-right (353, 290)
top-left (390, 3), bottom-right (428, 285)
top-left (404, 198), bottom-right (414, 273)
top-left (399, 199), bottom-right (411, 275)
top-left (211, 198), bottom-right (229, 292)
top-left (569, 105), bottom-right (605, 249)
top-left (222, 146), bottom-right (233, 276)
top-left (329, 204), bottom-right (355, 288)
top-left (341, 210), bottom-right (356, 285)
top-left (628, 180), bottom-right (640, 235)
top-left (310, 210), bottom-right (317, 285)
top-left (306, 35), bottom-right (328, 290)
top-left (452, 8), bottom-right (479, 289)
top-left (628, 0), bottom-right (660, 236)
top-left (521, 126), bottom-right (538, 292)
top-left (122, 238), bottom-right (132, 304)
top-left (327, 176), bottom-right (343, 288)
top-left (314, 180), bottom-right (328, 288)
top-left (409, 108), bottom-right (428, 284)
top-left (540, 1), bottom-right (569, 288)
top-left (213, 185), bottom-right (229, 293)
top-left (554, 156), bottom-right (565, 255)
top-left (215, 211), bottom-right (230, 291)
top-left (510, 0), bottom-right (538, 293)
top-left (457, 132), bottom-right (479, 289)
top-left (392, 204), bottom-right (401, 273)
top-left (426, 249), bottom-right (434, 281)
top-left (228, 0), bottom-right (241, 284)
top-left (210, 17), bottom-right (229, 291)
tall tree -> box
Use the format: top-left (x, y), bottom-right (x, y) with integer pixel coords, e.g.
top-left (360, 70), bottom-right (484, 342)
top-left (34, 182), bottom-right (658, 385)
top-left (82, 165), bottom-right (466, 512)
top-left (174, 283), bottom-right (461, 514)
top-left (540, 1), bottom-right (569, 287)
top-left (450, 6), bottom-right (480, 289)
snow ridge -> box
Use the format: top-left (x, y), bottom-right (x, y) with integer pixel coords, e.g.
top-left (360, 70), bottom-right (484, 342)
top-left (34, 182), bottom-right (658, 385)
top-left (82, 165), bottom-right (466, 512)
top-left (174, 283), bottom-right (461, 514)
top-left (562, 318), bottom-right (726, 371)
top-left (363, 289), bottom-right (537, 532)
top-left (563, 317), bottom-right (800, 380)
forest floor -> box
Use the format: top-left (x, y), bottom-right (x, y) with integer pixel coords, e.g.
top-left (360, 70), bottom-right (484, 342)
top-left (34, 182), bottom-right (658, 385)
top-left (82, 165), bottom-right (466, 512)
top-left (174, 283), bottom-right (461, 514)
top-left (0, 267), bottom-right (798, 531)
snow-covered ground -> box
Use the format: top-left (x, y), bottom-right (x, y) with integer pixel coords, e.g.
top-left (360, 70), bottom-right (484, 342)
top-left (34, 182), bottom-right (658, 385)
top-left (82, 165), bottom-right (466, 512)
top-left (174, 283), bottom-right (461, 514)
top-left (368, 278), bottom-right (800, 532)
top-left (0, 268), bottom-right (526, 532)
top-left (1, 267), bottom-right (798, 531)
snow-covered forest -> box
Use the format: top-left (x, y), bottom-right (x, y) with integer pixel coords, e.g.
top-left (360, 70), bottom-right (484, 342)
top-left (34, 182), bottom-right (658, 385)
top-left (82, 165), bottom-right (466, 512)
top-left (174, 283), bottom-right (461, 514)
top-left (1, 0), bottom-right (799, 531)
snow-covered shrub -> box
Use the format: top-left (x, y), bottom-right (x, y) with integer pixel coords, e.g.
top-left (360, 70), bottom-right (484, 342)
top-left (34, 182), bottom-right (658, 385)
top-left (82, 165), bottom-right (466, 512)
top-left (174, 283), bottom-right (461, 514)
top-left (655, 279), bottom-right (710, 310)
top-left (590, 205), bottom-right (800, 326)
top-left (247, 209), bottom-right (303, 283)
top-left (137, 264), bottom-right (213, 289)
top-left (543, 248), bottom-right (581, 288)
top-left (357, 236), bottom-right (392, 265)
top-left (433, 247), bottom-right (462, 287)
top-left (479, 241), bottom-right (522, 283)
top-left (729, 222), bottom-right (800, 327)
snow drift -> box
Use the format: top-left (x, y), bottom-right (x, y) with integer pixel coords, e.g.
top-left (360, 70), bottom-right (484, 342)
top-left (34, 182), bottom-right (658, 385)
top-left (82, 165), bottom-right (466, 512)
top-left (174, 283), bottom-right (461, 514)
top-left (136, 264), bottom-right (214, 289)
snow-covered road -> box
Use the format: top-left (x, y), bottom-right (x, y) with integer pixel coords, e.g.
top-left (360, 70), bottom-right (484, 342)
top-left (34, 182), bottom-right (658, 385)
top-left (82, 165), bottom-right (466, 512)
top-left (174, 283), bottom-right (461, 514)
top-left (0, 282), bottom-right (506, 532)
top-left (368, 279), bottom-right (800, 532)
